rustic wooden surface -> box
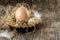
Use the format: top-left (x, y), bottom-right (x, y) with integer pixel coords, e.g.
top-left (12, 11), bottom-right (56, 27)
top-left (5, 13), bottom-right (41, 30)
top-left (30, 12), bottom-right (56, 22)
top-left (0, 0), bottom-right (60, 40)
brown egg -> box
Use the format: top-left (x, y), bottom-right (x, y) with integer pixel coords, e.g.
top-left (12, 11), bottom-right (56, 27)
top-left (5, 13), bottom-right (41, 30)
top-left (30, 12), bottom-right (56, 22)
top-left (15, 5), bottom-right (30, 21)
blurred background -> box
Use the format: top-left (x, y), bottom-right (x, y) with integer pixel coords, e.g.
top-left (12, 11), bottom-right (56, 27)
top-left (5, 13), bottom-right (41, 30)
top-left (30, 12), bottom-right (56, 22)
top-left (0, 0), bottom-right (60, 40)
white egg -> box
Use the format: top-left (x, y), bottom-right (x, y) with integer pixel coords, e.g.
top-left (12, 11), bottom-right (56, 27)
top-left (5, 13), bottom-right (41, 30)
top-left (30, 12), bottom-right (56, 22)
top-left (28, 18), bottom-right (40, 27)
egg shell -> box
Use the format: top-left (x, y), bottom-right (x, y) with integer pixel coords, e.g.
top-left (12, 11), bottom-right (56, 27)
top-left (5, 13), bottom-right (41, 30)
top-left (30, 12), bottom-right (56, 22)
top-left (15, 6), bottom-right (30, 21)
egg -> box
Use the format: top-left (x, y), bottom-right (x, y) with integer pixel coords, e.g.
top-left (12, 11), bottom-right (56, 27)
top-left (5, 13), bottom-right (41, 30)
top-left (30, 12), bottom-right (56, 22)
top-left (15, 5), bottom-right (30, 21)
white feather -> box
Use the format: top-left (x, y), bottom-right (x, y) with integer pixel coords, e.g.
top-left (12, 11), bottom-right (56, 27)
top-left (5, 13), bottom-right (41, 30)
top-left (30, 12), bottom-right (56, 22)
top-left (28, 11), bottom-right (42, 27)
top-left (0, 31), bottom-right (14, 39)
top-left (33, 11), bottom-right (42, 20)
